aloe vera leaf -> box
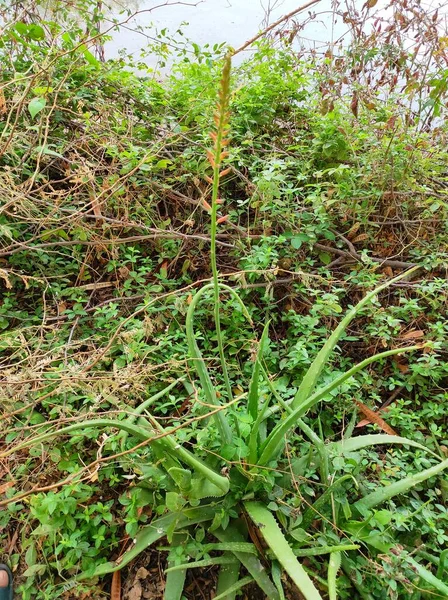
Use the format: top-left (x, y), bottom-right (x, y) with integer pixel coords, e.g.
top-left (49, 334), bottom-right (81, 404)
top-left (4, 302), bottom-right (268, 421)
top-left (340, 557), bottom-right (374, 600)
top-left (189, 476), bottom-right (229, 499)
top-left (1, 417), bottom-right (226, 494)
top-left (214, 524), bottom-right (280, 600)
top-left (3, 414), bottom-right (229, 495)
top-left (166, 445), bottom-right (229, 495)
top-left (331, 434), bottom-right (439, 460)
top-left (186, 282), bottom-right (249, 444)
top-left (213, 576), bottom-right (254, 600)
top-left (294, 544), bottom-right (359, 557)
top-left (292, 346), bottom-right (423, 418)
top-left (303, 567), bottom-right (329, 589)
top-left (406, 556), bottom-right (448, 596)
top-left (272, 561), bottom-right (286, 600)
top-left (215, 554), bottom-right (241, 600)
top-left (202, 542), bottom-right (257, 554)
top-left (342, 408), bottom-right (359, 440)
top-left (437, 549), bottom-right (448, 579)
top-left (141, 416), bottom-right (229, 494)
top-left (261, 372), bottom-right (326, 463)
top-left (248, 363), bottom-right (281, 464)
top-left (132, 378), bottom-right (183, 422)
top-left (77, 506), bottom-right (217, 579)
top-left (244, 502), bottom-right (323, 600)
top-left (301, 475), bottom-right (355, 530)
top-left (258, 345), bottom-right (423, 466)
top-left (248, 403), bottom-right (269, 466)
top-left (164, 569), bottom-right (186, 600)
top-left (295, 417), bottom-right (329, 482)
top-left (0, 418), bottom-right (154, 459)
top-left (164, 533), bottom-right (188, 600)
top-left (415, 549), bottom-right (440, 568)
top-left (167, 467), bottom-right (192, 492)
top-left (120, 377), bottom-right (184, 449)
top-left (248, 322), bottom-right (270, 422)
top-left (328, 551), bottom-right (342, 600)
top-left (290, 266), bottom-right (419, 411)
top-left (354, 457), bottom-right (448, 513)
top-left (166, 556), bottom-right (238, 573)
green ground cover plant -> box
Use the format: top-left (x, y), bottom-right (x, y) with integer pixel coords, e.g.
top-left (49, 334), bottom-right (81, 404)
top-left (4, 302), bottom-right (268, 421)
top-left (0, 1), bottom-right (448, 599)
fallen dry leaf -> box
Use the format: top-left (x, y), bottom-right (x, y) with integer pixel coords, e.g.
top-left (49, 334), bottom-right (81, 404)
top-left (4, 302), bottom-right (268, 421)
top-left (0, 480), bottom-right (15, 495)
top-left (0, 269), bottom-right (12, 289)
top-left (399, 330), bottom-right (425, 340)
top-left (90, 193), bottom-right (103, 221)
top-left (355, 400), bottom-right (397, 435)
top-left (357, 406), bottom-right (390, 428)
top-left (346, 222), bottom-right (360, 239)
top-left (126, 581), bottom-right (142, 600)
top-left (393, 355), bottom-right (410, 373)
top-left (352, 233), bottom-right (369, 243)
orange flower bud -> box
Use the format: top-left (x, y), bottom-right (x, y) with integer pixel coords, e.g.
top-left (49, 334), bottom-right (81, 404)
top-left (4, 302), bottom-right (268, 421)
top-left (206, 150), bottom-right (216, 167)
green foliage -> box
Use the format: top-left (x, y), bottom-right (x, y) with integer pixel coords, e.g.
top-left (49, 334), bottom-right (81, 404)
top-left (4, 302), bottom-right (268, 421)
top-left (1, 2), bottom-right (448, 599)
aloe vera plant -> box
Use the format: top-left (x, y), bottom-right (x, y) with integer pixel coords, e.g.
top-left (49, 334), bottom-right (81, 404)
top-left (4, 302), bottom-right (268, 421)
top-left (4, 53), bottom-right (448, 600)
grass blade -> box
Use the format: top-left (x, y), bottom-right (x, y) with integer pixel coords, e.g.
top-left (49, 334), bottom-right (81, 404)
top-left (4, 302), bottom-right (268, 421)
top-left (244, 502), bottom-right (323, 600)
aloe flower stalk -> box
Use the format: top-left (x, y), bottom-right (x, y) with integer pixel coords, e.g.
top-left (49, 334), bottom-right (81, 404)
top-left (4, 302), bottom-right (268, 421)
top-left (206, 52), bottom-right (233, 402)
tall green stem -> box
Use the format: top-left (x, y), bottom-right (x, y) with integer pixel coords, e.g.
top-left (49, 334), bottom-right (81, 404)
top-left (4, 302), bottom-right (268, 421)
top-left (209, 53), bottom-right (233, 403)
